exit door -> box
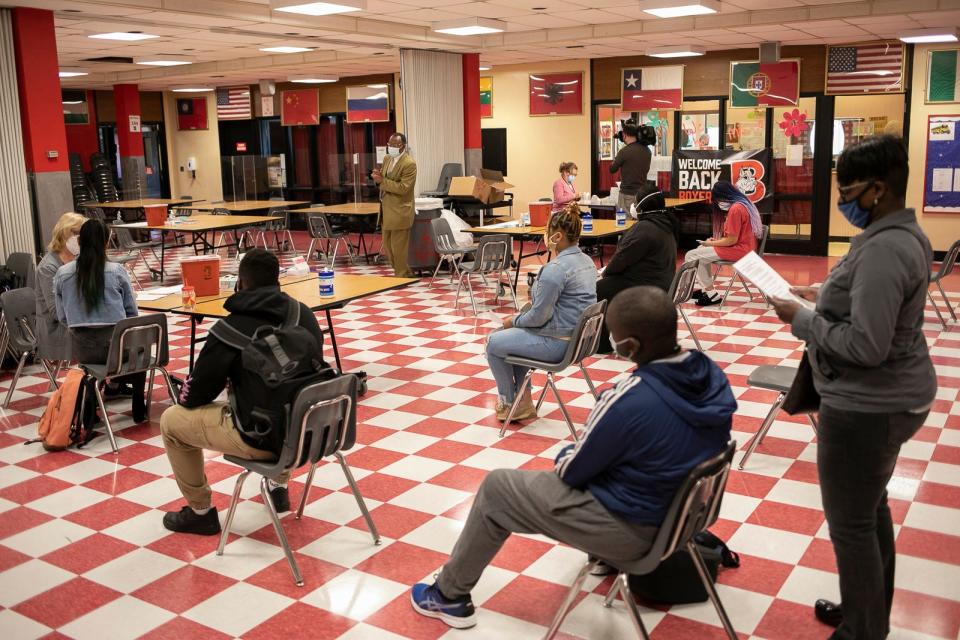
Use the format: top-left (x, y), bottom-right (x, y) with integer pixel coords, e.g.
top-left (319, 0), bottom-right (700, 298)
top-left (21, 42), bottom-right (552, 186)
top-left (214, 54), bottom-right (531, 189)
top-left (141, 124), bottom-right (169, 198)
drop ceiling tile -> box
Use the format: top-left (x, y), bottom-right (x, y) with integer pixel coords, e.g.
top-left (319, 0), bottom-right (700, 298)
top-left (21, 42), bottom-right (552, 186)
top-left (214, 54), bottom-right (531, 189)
top-left (440, 2), bottom-right (536, 19)
top-left (507, 13), bottom-right (586, 28)
top-left (549, 9), bottom-right (624, 24)
top-left (909, 10), bottom-right (960, 26)
top-left (725, 0), bottom-right (801, 8)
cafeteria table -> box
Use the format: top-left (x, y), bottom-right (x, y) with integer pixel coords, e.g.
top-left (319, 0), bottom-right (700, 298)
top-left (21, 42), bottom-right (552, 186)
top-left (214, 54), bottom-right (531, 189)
top-left (80, 198), bottom-right (205, 223)
top-left (293, 203), bottom-right (381, 262)
top-left (112, 214), bottom-right (279, 281)
top-left (190, 200), bottom-right (309, 213)
top-left (139, 273), bottom-right (418, 372)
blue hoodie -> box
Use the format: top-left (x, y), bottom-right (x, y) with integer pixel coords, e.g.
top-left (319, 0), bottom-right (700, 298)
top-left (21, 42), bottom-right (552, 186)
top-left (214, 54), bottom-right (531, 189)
top-left (555, 350), bottom-right (736, 526)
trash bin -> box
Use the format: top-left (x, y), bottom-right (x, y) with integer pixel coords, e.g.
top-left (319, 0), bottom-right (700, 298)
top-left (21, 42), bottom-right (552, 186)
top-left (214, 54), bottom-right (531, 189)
top-left (410, 197), bottom-right (443, 271)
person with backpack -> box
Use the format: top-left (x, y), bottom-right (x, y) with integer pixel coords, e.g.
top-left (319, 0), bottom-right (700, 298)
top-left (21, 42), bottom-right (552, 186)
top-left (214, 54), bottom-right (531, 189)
top-left (159, 249), bottom-right (331, 536)
top-left (410, 286), bottom-right (736, 629)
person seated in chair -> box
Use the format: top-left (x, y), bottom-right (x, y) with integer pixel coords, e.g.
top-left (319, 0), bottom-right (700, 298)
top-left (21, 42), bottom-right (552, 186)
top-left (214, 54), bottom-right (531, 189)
top-left (485, 203), bottom-right (596, 422)
top-left (595, 187), bottom-right (678, 354)
top-left (160, 249), bottom-right (330, 536)
top-left (411, 286), bottom-right (736, 629)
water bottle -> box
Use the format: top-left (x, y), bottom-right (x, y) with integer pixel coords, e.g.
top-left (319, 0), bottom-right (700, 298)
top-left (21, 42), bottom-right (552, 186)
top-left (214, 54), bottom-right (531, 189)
top-left (521, 210), bottom-right (531, 226)
top-left (115, 211), bottom-right (122, 224)
top-left (582, 210), bottom-right (593, 233)
top-left (616, 207), bottom-right (626, 227)
top-left (318, 263), bottom-right (335, 298)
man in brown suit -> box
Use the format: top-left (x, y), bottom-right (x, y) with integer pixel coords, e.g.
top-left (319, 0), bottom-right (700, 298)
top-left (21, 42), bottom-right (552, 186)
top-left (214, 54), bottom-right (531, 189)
top-left (373, 133), bottom-right (416, 277)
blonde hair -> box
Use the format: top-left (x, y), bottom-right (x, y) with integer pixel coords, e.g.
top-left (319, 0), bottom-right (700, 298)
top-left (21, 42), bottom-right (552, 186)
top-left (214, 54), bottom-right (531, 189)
top-left (548, 202), bottom-right (582, 243)
top-left (48, 212), bottom-right (87, 253)
top-left (559, 161), bottom-right (578, 174)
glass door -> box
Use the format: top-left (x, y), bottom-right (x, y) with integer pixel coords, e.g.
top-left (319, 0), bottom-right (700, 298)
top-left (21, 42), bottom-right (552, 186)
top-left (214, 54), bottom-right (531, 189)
top-left (140, 123), bottom-right (168, 199)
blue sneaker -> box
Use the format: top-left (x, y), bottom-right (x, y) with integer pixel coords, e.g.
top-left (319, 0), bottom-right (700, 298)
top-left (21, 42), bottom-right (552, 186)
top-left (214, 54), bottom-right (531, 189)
top-left (410, 582), bottom-right (477, 629)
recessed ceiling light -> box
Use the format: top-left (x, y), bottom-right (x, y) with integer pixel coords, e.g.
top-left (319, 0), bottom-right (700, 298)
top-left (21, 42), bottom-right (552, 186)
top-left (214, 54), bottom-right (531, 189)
top-left (289, 75), bottom-right (338, 83)
top-left (59, 69), bottom-right (88, 77)
top-left (171, 86), bottom-right (213, 92)
top-left (899, 28), bottom-right (959, 43)
top-left (89, 31), bottom-right (159, 41)
top-left (648, 45), bottom-right (705, 58)
top-left (134, 55), bottom-right (193, 66)
top-left (260, 46), bottom-right (313, 53)
top-left (639, 0), bottom-right (719, 18)
top-left (432, 17), bottom-right (506, 36)
top-left (269, 0), bottom-right (365, 16)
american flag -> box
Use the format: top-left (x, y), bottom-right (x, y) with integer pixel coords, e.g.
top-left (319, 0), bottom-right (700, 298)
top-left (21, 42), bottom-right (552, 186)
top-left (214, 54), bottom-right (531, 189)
top-left (216, 86), bottom-right (251, 120)
top-left (826, 43), bottom-right (904, 94)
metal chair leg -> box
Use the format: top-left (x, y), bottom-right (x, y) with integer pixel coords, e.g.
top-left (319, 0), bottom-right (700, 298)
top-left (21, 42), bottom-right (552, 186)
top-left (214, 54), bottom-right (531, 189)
top-left (808, 413), bottom-right (819, 435)
top-left (928, 291), bottom-right (949, 330)
top-left (602, 577), bottom-right (619, 608)
top-left (679, 306), bottom-right (704, 351)
top-left (543, 558), bottom-right (598, 640)
top-left (688, 540), bottom-right (737, 639)
top-left (467, 274), bottom-right (478, 315)
top-left (739, 392), bottom-right (785, 470)
top-left (617, 571), bottom-right (651, 640)
top-left (93, 381), bottom-right (118, 453)
top-left (718, 269), bottom-right (736, 310)
top-left (579, 363), bottom-right (599, 400)
top-left (454, 272), bottom-right (465, 310)
top-left (546, 374), bottom-right (578, 441)
top-left (259, 475), bottom-right (304, 586)
top-left (430, 256), bottom-right (446, 286)
top-left (335, 452), bottom-right (381, 545)
top-left (160, 368), bottom-right (178, 404)
top-left (937, 280), bottom-right (957, 321)
top-left (295, 462), bottom-right (317, 519)
top-left (500, 371), bottom-right (533, 437)
top-left (217, 469), bottom-right (251, 555)
top-left (145, 369), bottom-right (156, 421)
top-left (505, 276), bottom-right (519, 310)
top-left (3, 352), bottom-right (27, 407)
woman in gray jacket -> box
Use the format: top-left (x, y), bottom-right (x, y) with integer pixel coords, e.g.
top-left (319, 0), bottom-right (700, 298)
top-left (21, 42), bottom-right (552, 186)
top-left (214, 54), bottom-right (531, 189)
top-left (772, 135), bottom-right (936, 640)
top-left (35, 212), bottom-right (86, 362)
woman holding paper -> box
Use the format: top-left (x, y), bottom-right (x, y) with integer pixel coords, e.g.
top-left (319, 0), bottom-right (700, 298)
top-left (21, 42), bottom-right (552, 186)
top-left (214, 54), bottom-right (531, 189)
top-left (682, 180), bottom-right (762, 306)
top-left (771, 135), bottom-right (936, 640)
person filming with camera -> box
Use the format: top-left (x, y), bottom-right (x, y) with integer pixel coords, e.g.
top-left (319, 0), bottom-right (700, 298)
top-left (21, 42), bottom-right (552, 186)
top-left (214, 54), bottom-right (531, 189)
top-left (610, 120), bottom-right (653, 213)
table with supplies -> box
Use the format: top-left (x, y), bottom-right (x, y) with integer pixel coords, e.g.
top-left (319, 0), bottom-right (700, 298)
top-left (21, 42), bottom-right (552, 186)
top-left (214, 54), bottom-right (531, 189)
top-left (138, 273), bottom-right (417, 372)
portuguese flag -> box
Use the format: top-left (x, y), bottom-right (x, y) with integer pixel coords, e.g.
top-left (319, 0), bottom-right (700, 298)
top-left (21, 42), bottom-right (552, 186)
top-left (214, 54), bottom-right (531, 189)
top-left (730, 60), bottom-right (800, 108)
top-left (480, 77), bottom-right (492, 118)
top-left (928, 49), bottom-right (960, 103)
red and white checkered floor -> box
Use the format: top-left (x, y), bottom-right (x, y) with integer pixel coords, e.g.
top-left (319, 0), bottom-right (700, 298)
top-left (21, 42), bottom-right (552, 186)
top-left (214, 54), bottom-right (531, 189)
top-left (1, 241), bottom-right (958, 640)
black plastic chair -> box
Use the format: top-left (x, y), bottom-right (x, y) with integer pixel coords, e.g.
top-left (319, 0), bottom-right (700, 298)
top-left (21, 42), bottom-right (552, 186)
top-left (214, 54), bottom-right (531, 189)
top-left (1, 288), bottom-right (58, 407)
top-left (5, 252), bottom-right (36, 289)
top-left (669, 260), bottom-right (704, 351)
top-left (420, 162), bottom-right (463, 198)
top-left (79, 314), bottom-right (177, 453)
top-left (306, 213), bottom-right (354, 264)
top-left (544, 441), bottom-right (738, 640)
top-left (929, 238), bottom-right (960, 329)
top-left (216, 374), bottom-right (380, 586)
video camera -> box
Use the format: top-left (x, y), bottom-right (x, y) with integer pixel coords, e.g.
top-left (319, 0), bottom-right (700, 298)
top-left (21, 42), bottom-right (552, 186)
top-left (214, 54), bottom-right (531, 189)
top-left (615, 119), bottom-right (657, 146)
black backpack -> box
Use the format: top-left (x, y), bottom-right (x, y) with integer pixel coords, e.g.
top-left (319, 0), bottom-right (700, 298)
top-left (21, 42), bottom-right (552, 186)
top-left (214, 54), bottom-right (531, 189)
top-left (210, 300), bottom-right (335, 455)
top-left (628, 531), bottom-right (740, 605)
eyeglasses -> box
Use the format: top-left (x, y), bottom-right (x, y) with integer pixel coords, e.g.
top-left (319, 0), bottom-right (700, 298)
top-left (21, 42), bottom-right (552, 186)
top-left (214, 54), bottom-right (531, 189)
top-left (837, 181), bottom-right (874, 203)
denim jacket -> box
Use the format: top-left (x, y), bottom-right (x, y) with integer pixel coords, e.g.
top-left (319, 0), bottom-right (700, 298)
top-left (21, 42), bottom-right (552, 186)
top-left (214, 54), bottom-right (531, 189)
top-left (514, 246), bottom-right (597, 339)
top-left (54, 260), bottom-right (138, 327)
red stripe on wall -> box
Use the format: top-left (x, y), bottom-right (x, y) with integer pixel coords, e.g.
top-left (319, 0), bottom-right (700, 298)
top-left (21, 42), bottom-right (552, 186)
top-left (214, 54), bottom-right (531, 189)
top-left (462, 53), bottom-right (481, 150)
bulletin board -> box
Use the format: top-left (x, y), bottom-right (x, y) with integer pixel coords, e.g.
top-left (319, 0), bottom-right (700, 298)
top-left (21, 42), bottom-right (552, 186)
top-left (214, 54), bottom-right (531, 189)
top-left (924, 115), bottom-right (960, 214)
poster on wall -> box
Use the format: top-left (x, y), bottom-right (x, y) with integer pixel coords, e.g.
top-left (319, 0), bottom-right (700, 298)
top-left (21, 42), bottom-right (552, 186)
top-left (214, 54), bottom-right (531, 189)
top-left (923, 115), bottom-right (960, 213)
top-left (599, 120), bottom-right (614, 160)
top-left (346, 84), bottom-right (390, 123)
top-left (480, 77), bottom-right (492, 118)
top-left (281, 88), bottom-right (319, 126)
top-left (671, 148), bottom-right (773, 213)
top-left (128, 115), bottom-right (141, 133)
top-left (730, 60), bottom-right (800, 108)
top-left (926, 49), bottom-right (960, 103)
top-left (620, 66), bottom-right (683, 112)
top-left (529, 72), bottom-right (583, 116)
top-left (176, 98), bottom-right (207, 130)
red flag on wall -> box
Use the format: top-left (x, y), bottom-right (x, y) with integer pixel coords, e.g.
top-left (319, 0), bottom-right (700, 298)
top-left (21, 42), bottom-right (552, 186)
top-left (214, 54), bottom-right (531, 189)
top-left (176, 98), bottom-right (207, 130)
top-left (281, 88), bottom-right (319, 126)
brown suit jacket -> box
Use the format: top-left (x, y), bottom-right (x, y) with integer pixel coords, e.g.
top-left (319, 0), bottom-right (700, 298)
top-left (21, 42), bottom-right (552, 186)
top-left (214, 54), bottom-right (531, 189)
top-left (379, 152), bottom-right (417, 231)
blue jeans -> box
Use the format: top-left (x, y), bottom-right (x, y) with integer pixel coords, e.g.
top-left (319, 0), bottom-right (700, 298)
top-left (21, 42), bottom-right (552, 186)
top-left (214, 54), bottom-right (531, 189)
top-left (486, 328), bottom-right (568, 403)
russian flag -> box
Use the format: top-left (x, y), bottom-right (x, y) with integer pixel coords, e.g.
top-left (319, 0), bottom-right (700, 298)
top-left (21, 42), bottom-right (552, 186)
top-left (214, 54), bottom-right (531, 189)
top-left (347, 85), bottom-right (390, 123)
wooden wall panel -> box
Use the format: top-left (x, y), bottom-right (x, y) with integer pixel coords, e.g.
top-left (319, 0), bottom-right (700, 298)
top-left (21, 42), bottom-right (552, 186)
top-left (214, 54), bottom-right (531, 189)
top-left (93, 89), bottom-right (164, 122)
top-left (592, 45), bottom-right (826, 101)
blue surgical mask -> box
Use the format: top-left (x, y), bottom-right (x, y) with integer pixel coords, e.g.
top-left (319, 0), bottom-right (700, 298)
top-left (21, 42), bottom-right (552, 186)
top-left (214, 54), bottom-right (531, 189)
top-left (566, 174), bottom-right (576, 184)
top-left (838, 199), bottom-right (872, 229)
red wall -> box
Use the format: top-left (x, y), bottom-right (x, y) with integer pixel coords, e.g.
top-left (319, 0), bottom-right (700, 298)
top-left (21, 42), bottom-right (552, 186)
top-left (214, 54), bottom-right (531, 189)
top-left (12, 8), bottom-right (68, 173)
top-left (65, 90), bottom-right (99, 171)
top-left (462, 53), bottom-right (481, 150)
top-left (113, 84), bottom-right (144, 157)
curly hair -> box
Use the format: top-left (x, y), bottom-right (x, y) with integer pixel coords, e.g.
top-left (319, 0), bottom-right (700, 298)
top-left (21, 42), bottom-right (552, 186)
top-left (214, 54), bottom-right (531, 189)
top-left (558, 161), bottom-right (578, 174)
top-left (548, 202), bottom-right (582, 243)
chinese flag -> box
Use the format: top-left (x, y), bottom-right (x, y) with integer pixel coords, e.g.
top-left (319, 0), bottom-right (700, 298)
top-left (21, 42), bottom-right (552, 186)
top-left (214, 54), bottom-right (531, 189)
top-left (281, 88), bottom-right (319, 126)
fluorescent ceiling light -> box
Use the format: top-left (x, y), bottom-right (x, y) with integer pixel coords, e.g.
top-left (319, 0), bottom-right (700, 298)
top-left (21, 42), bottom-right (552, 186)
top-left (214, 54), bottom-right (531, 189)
top-left (479, 65), bottom-right (491, 71)
top-left (899, 28), bottom-right (959, 43)
top-left (639, 0), bottom-right (719, 18)
top-left (171, 87), bottom-right (213, 92)
top-left (260, 46), bottom-right (313, 54)
top-left (269, 0), bottom-right (365, 16)
top-left (432, 17), bottom-right (506, 36)
top-left (59, 69), bottom-right (88, 77)
top-left (648, 45), bottom-right (705, 58)
top-left (62, 100), bottom-right (83, 105)
top-left (289, 75), bottom-right (338, 83)
top-left (366, 83), bottom-right (387, 88)
top-left (134, 55), bottom-right (193, 66)
top-left (88, 31), bottom-right (158, 41)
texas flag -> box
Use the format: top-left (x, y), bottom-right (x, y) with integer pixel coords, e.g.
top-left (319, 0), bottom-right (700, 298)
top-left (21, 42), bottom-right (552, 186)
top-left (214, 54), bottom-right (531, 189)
top-left (621, 66), bottom-right (683, 111)
top-left (346, 85), bottom-right (390, 123)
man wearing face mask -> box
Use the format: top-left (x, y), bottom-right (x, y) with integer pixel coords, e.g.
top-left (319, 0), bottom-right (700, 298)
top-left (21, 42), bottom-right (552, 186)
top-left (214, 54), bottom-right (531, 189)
top-left (410, 286), bottom-right (735, 630)
top-left (372, 132), bottom-right (416, 277)
top-left (610, 120), bottom-right (652, 213)
top-left (771, 135), bottom-right (935, 640)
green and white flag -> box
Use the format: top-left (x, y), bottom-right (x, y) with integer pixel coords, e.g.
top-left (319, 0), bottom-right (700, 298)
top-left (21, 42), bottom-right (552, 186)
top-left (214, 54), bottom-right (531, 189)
top-left (927, 49), bottom-right (960, 103)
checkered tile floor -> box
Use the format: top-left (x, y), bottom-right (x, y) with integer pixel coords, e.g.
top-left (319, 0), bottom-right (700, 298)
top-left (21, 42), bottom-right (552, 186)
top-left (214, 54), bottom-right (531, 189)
top-left (1, 236), bottom-right (959, 640)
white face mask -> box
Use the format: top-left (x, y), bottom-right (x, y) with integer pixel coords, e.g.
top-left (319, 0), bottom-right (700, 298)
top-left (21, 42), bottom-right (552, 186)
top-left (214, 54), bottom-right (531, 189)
top-left (609, 334), bottom-right (635, 360)
top-left (718, 201), bottom-right (731, 211)
top-left (65, 235), bottom-right (80, 256)
top-left (386, 146), bottom-right (402, 157)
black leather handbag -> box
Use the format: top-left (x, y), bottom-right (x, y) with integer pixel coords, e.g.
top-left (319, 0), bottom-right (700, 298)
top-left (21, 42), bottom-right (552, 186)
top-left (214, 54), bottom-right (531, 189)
top-left (782, 350), bottom-right (821, 415)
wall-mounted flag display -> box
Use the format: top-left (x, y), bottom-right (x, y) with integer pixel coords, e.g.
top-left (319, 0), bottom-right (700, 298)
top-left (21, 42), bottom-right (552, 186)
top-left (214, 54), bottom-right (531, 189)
top-left (281, 88), bottom-right (319, 126)
top-left (346, 84), bottom-right (390, 123)
top-left (620, 66), bottom-right (683, 111)
top-left (730, 60), bottom-right (800, 108)
top-left (927, 49), bottom-right (960, 103)
top-left (529, 72), bottom-right (583, 116)
top-left (480, 77), bottom-right (492, 118)
top-left (826, 42), bottom-right (904, 94)
top-left (216, 86), bottom-right (252, 120)
top-left (176, 97), bottom-right (207, 130)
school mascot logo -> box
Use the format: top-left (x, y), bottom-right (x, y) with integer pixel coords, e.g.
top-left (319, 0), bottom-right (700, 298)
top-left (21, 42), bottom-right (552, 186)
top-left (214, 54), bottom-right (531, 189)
top-left (730, 160), bottom-right (765, 203)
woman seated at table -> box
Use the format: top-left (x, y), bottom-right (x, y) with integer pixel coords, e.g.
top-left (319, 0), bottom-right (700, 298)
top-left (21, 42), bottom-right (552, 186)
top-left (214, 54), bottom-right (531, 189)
top-left (54, 219), bottom-right (147, 423)
top-left (36, 212), bottom-right (86, 364)
top-left (552, 162), bottom-right (581, 213)
top-left (595, 188), bottom-right (678, 354)
top-left (486, 204), bottom-right (597, 421)
top-left (682, 180), bottom-right (761, 306)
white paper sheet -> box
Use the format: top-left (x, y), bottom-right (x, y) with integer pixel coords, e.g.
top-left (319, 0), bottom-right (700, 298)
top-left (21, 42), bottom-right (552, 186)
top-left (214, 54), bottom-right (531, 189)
top-left (732, 252), bottom-right (813, 308)
top-left (140, 285), bottom-right (183, 296)
top-left (932, 167), bottom-right (953, 192)
top-left (482, 221), bottom-right (521, 229)
top-left (135, 292), bottom-right (167, 301)
top-left (785, 144), bottom-right (803, 167)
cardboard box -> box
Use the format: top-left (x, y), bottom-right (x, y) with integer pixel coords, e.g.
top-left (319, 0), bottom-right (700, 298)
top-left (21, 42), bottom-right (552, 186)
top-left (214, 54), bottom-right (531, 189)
top-left (448, 169), bottom-right (514, 204)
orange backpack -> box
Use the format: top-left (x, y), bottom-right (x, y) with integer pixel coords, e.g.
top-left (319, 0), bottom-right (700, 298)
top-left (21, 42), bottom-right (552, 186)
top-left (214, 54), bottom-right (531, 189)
top-left (37, 369), bottom-right (88, 451)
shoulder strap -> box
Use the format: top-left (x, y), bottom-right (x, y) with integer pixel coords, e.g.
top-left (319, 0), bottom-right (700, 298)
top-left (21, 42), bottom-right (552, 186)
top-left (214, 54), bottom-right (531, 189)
top-left (209, 318), bottom-right (252, 351)
top-left (283, 298), bottom-right (301, 328)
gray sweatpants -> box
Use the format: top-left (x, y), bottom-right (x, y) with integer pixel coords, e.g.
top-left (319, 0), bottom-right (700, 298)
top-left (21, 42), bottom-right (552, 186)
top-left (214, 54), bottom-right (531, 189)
top-left (437, 469), bottom-right (657, 599)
